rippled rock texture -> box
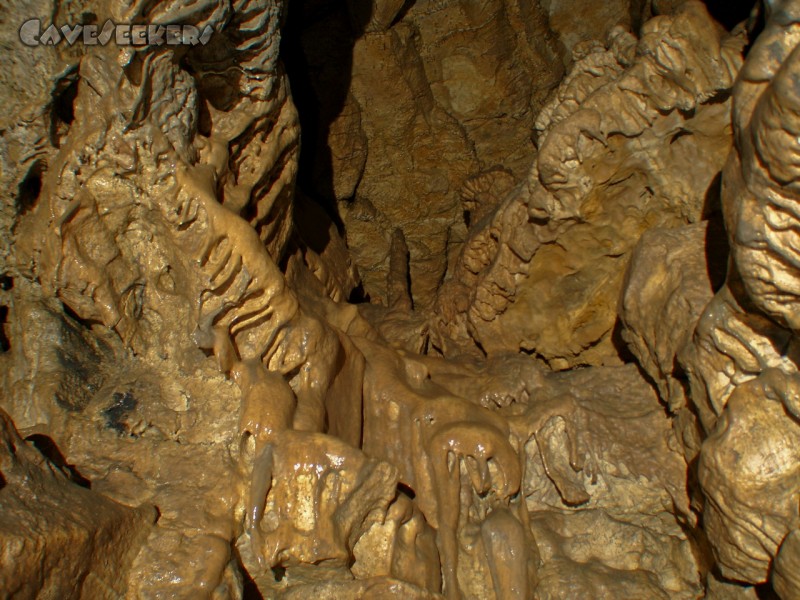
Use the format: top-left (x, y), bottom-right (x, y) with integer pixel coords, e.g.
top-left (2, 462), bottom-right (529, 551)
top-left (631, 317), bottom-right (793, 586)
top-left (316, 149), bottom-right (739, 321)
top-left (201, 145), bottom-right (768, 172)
top-left (1, 0), bottom-right (797, 599)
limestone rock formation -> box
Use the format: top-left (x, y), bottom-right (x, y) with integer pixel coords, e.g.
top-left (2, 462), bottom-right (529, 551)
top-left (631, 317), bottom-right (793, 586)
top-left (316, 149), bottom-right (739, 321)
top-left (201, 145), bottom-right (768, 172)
top-left (289, 0), bottom-right (567, 307)
top-left (621, 222), bottom-right (727, 413)
top-left (620, 220), bottom-right (728, 456)
top-left (620, 0), bottom-right (800, 593)
top-left (522, 365), bottom-right (700, 599)
top-left (434, 2), bottom-right (744, 367)
top-left (1, 0), bottom-right (799, 599)
top-left (0, 408), bottom-right (154, 598)
top-left (675, 1), bottom-right (800, 586)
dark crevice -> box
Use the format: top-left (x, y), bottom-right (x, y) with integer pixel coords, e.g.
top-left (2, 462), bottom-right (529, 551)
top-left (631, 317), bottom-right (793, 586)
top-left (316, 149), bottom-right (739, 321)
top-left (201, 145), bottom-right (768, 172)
top-left (397, 481), bottom-right (416, 499)
top-left (0, 305), bottom-right (9, 353)
top-left (701, 0), bottom-right (758, 31)
top-left (755, 582), bottom-right (780, 599)
top-left (49, 72), bottom-right (79, 147)
top-left (232, 545), bottom-right (265, 599)
top-left (16, 160), bottom-right (45, 215)
top-left (271, 565), bottom-right (286, 583)
top-left (197, 97), bottom-right (212, 137)
top-left (390, 0), bottom-right (417, 27)
top-left (280, 0), bottom-right (357, 238)
top-left (123, 50), bottom-right (146, 86)
top-left (669, 128), bottom-right (692, 144)
top-left (705, 213), bottom-right (730, 293)
top-left (742, 1), bottom-right (766, 56)
top-left (103, 391), bottom-right (139, 437)
top-left (611, 318), bottom-right (637, 364)
top-left (347, 281), bottom-right (369, 304)
top-left (182, 33), bottom-right (243, 113)
top-left (25, 434), bottom-right (92, 488)
top-left (53, 80), bottom-right (78, 125)
top-left (61, 301), bottom-right (105, 331)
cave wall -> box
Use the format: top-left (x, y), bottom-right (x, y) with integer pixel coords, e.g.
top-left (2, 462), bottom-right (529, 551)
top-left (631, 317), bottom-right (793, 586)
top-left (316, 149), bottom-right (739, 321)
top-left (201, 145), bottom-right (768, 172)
top-left (0, 1), bottom-right (798, 599)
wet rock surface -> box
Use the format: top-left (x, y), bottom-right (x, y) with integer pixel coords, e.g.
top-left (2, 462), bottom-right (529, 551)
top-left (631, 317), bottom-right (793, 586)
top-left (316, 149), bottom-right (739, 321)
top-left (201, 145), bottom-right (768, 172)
top-left (1, 0), bottom-right (798, 599)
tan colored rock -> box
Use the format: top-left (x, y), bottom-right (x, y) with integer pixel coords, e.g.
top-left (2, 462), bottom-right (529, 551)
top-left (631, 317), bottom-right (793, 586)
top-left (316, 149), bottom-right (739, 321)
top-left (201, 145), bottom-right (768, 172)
top-left (621, 222), bottom-right (727, 411)
top-left (245, 431), bottom-right (398, 569)
top-left (680, 1), bottom-right (800, 429)
top-left (5, 0), bottom-right (299, 363)
top-left (520, 365), bottom-right (700, 598)
top-left (346, 0), bottom-right (409, 34)
top-left (0, 408), bottom-right (154, 598)
top-left (534, 556), bottom-right (678, 600)
top-left (543, 0), bottom-right (649, 58)
top-left (704, 572), bottom-right (762, 600)
top-left (1, 3), bottom-right (323, 597)
top-left (352, 493), bottom-right (441, 592)
top-left (678, 271), bottom-right (794, 432)
top-left (674, 6), bottom-right (800, 592)
top-left (0, 0), bottom-right (82, 270)
top-left (460, 167), bottom-right (518, 229)
top-left (291, 192), bottom-right (361, 304)
top-left (280, 576), bottom-right (441, 599)
top-left (4, 1), bottom-right (798, 599)
top-left (774, 529), bottom-right (800, 599)
top-left (698, 371), bottom-right (800, 583)
top-left (359, 329), bottom-right (700, 598)
top-left (0, 288), bottom-right (254, 596)
top-left (295, 0), bottom-right (566, 308)
top-left (341, 22), bottom-right (477, 308)
top-left (434, 2), bottom-right (743, 367)
top-left (408, 0), bottom-right (564, 176)
top-left (620, 220), bottom-right (728, 457)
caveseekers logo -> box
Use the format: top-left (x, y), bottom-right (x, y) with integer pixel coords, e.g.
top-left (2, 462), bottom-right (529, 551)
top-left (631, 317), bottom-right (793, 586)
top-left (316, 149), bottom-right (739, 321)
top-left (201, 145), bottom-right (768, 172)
top-left (19, 19), bottom-right (214, 47)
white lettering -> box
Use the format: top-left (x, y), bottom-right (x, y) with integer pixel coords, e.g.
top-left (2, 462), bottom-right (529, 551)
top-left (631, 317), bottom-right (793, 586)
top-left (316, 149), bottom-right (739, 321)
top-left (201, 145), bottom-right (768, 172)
top-left (199, 25), bottom-right (213, 45)
top-left (166, 25), bottom-right (181, 45)
top-left (39, 24), bottom-right (62, 46)
top-left (19, 19), bottom-right (41, 46)
top-left (60, 24), bottom-right (83, 45)
top-left (147, 24), bottom-right (165, 45)
top-left (115, 24), bottom-right (131, 45)
top-left (82, 24), bottom-right (98, 45)
top-left (130, 24), bottom-right (147, 45)
top-left (182, 25), bottom-right (200, 46)
top-left (97, 20), bottom-right (115, 45)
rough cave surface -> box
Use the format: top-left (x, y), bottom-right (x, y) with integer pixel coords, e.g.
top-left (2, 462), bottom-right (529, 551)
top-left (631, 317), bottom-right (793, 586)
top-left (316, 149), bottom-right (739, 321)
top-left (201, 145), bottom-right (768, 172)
top-left (0, 0), bottom-right (798, 598)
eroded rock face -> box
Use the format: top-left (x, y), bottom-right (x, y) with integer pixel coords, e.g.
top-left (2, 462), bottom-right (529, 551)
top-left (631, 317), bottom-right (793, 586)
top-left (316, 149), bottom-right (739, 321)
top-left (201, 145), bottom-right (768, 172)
top-left (0, 408), bottom-right (154, 598)
top-left (699, 372), bottom-right (800, 583)
top-left (620, 220), bottom-right (728, 457)
top-left (2, 0), bottom-right (798, 599)
top-left (673, 2), bottom-right (800, 587)
top-left (289, 0), bottom-right (568, 308)
top-left (618, 1), bottom-right (800, 594)
top-left (434, 1), bottom-right (743, 367)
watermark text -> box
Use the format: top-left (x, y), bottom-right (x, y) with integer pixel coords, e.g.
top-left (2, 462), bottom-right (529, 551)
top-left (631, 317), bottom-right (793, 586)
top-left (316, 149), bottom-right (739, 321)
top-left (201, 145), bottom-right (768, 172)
top-left (19, 19), bottom-right (214, 47)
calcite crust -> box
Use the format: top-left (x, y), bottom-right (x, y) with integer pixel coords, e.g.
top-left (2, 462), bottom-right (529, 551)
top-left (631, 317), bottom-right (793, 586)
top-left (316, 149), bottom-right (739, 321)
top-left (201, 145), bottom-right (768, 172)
top-left (1, 1), bottom-right (799, 599)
